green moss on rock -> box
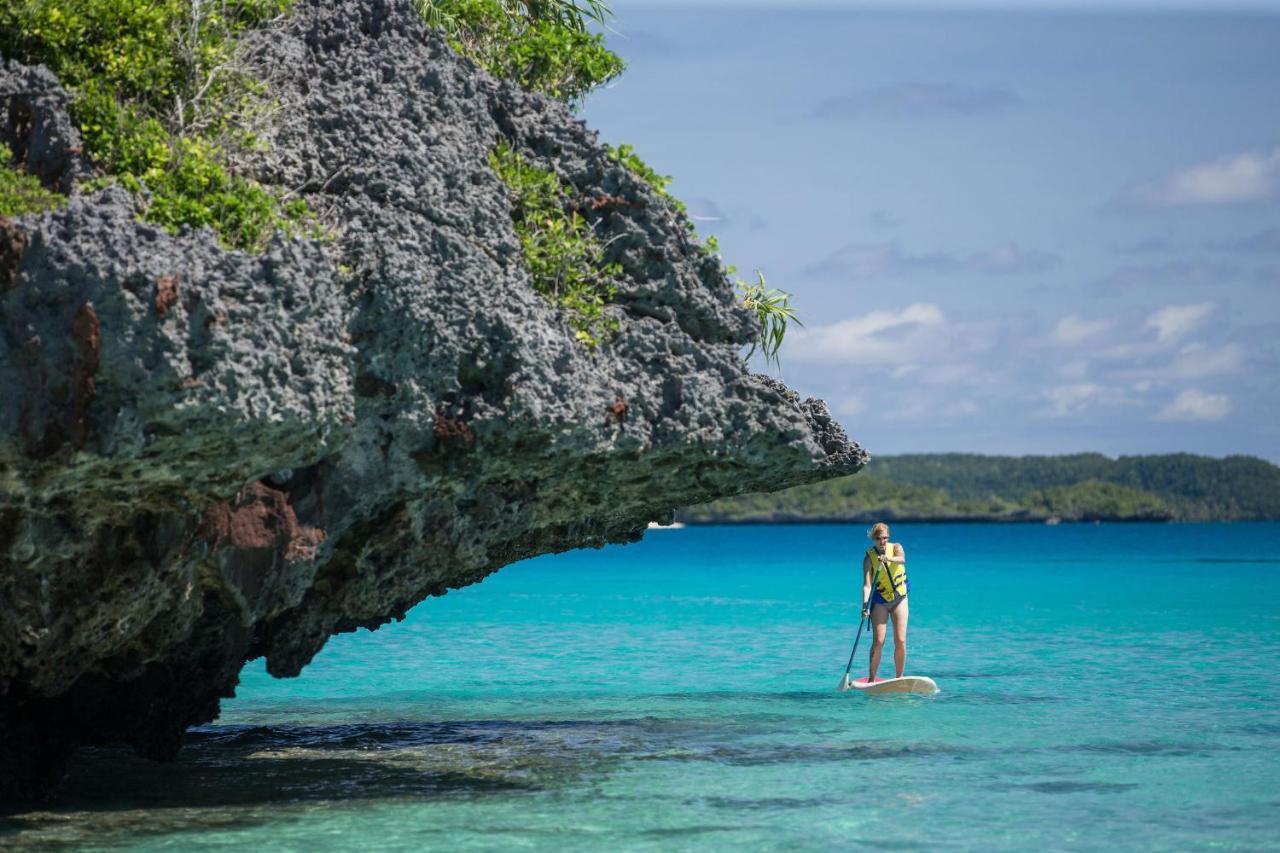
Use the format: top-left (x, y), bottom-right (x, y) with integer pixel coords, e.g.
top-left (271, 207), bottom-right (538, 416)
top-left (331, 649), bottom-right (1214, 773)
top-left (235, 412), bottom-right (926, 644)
top-left (0, 142), bottom-right (66, 216)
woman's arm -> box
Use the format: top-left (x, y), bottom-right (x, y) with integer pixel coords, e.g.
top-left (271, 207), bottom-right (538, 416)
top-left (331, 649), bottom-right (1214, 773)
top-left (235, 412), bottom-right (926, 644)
top-left (882, 543), bottom-right (906, 564)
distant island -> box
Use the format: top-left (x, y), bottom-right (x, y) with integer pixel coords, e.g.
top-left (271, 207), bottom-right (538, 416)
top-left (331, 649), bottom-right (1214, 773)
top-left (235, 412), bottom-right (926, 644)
top-left (677, 453), bottom-right (1280, 524)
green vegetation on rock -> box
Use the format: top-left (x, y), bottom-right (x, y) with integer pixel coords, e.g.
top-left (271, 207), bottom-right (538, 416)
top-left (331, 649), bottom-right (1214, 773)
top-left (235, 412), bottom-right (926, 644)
top-left (0, 143), bottom-right (66, 216)
top-left (603, 142), bottom-right (686, 217)
top-left (679, 453), bottom-right (1280, 523)
top-left (0, 0), bottom-right (310, 250)
top-left (489, 141), bottom-right (621, 348)
top-left (415, 0), bottom-right (623, 103)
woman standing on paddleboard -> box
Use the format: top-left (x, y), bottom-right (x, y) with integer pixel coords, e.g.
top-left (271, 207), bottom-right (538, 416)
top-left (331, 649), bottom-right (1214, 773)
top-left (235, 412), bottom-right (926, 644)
top-left (862, 522), bottom-right (909, 682)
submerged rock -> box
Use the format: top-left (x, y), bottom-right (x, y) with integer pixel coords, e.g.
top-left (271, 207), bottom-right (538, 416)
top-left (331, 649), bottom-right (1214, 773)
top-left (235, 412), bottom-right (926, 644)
top-left (0, 0), bottom-right (865, 798)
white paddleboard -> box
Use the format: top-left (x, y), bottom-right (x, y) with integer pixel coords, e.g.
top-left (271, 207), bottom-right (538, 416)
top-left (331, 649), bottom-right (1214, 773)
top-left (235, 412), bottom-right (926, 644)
top-left (839, 675), bottom-right (939, 696)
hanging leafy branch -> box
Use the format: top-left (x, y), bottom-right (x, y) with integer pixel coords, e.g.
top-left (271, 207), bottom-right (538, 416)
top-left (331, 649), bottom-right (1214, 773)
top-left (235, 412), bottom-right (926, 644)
top-left (737, 271), bottom-right (802, 371)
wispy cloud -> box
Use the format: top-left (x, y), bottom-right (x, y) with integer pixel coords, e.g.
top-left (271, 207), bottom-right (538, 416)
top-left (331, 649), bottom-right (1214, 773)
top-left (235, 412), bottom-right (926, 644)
top-left (869, 209), bottom-right (902, 230)
top-left (1051, 315), bottom-right (1113, 346)
top-left (1166, 342), bottom-right (1246, 380)
top-left (969, 244), bottom-right (1060, 275)
top-left (1209, 226), bottom-right (1280, 253)
top-left (786, 302), bottom-right (945, 364)
top-left (804, 241), bottom-right (1059, 280)
top-left (1145, 302), bottom-right (1214, 343)
top-left (1098, 260), bottom-right (1239, 291)
top-left (1112, 235), bottom-right (1178, 255)
top-left (1041, 383), bottom-right (1129, 417)
top-left (1116, 145), bottom-right (1280, 210)
top-left (1158, 389), bottom-right (1231, 421)
top-left (685, 198), bottom-right (726, 223)
top-left (683, 198), bottom-right (767, 231)
top-left (810, 83), bottom-right (1022, 120)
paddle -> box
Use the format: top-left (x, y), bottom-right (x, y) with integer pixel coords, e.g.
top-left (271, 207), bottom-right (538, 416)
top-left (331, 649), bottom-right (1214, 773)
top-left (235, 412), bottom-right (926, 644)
top-left (838, 599), bottom-right (872, 690)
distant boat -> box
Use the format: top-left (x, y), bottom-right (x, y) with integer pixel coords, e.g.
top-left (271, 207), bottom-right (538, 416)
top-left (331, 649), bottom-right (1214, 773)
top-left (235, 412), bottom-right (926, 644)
top-left (1045, 517), bottom-right (1061, 525)
top-left (647, 521), bottom-right (685, 530)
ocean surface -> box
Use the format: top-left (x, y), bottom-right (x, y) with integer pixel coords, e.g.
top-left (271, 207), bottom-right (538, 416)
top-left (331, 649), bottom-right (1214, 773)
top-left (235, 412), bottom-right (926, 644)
top-left (5, 523), bottom-right (1280, 850)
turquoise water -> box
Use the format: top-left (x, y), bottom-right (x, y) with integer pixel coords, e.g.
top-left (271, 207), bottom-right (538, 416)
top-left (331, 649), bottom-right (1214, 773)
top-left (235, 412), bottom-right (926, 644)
top-left (6, 523), bottom-right (1280, 850)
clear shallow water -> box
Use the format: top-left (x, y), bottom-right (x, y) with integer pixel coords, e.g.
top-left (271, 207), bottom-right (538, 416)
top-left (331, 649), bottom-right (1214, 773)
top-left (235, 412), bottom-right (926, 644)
top-left (5, 523), bottom-right (1280, 850)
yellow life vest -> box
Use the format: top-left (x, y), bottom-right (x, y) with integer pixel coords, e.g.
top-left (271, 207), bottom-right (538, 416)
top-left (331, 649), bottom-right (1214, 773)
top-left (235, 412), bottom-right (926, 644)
top-left (867, 544), bottom-right (907, 603)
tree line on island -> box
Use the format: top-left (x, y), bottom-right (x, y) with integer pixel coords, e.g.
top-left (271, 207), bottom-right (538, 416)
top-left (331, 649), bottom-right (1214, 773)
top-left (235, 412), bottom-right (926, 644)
top-left (677, 453), bottom-right (1280, 523)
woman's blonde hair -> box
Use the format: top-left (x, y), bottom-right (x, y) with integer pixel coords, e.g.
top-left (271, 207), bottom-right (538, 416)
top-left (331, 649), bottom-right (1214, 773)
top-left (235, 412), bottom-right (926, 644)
top-left (868, 522), bottom-right (890, 541)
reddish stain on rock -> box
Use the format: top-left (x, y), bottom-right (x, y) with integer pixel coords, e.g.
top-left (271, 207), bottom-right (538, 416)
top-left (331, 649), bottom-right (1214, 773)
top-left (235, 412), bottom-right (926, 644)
top-left (0, 218), bottom-right (28, 290)
top-left (433, 412), bottom-right (474, 446)
top-left (571, 194), bottom-right (642, 213)
top-left (608, 395), bottom-right (628, 423)
top-left (155, 275), bottom-right (180, 316)
top-left (202, 482), bottom-right (326, 564)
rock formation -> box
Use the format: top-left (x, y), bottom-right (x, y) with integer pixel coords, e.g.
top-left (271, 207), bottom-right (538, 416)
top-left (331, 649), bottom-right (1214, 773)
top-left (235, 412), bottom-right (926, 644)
top-left (0, 0), bottom-right (865, 798)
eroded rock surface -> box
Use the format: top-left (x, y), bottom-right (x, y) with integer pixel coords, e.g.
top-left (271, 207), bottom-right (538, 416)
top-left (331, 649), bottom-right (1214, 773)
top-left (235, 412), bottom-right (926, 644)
top-left (0, 0), bottom-right (865, 798)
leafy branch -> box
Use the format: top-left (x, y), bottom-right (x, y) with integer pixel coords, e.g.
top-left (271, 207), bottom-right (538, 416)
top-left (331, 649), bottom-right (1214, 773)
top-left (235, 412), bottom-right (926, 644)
top-left (736, 271), bottom-right (802, 371)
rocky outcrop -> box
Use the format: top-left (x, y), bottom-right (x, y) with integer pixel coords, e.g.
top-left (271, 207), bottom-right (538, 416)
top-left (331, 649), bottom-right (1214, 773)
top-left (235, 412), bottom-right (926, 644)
top-left (0, 0), bottom-right (865, 799)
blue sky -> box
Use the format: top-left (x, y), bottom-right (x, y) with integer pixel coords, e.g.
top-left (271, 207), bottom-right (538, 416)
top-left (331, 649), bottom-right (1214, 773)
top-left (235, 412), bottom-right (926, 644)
top-left (581, 3), bottom-right (1280, 461)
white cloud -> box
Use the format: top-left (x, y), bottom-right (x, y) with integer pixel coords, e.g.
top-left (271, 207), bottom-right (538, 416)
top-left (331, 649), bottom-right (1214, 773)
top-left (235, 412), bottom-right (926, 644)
top-left (1051, 315), bottom-right (1113, 346)
top-left (1158, 389), bottom-right (1231, 421)
top-left (787, 303), bottom-right (945, 364)
top-left (1121, 146), bottom-right (1280, 209)
top-left (1168, 342), bottom-right (1245, 379)
top-left (1145, 302), bottom-right (1214, 344)
top-left (1042, 383), bottom-right (1108, 416)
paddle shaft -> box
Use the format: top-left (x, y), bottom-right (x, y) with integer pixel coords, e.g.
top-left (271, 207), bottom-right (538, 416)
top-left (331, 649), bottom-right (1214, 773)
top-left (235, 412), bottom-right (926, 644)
top-left (841, 598), bottom-right (871, 678)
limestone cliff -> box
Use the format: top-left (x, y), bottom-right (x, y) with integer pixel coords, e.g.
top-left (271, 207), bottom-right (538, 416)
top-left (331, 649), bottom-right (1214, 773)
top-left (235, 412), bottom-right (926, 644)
top-left (0, 0), bottom-right (865, 798)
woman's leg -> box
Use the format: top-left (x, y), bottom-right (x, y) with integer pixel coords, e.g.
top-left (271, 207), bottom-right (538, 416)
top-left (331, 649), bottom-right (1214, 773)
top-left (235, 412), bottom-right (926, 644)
top-left (889, 597), bottom-right (909, 678)
top-left (869, 603), bottom-right (889, 681)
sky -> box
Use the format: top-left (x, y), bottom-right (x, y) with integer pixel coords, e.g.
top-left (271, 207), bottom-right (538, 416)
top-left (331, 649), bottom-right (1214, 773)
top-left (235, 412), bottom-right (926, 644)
top-left (580, 3), bottom-right (1280, 462)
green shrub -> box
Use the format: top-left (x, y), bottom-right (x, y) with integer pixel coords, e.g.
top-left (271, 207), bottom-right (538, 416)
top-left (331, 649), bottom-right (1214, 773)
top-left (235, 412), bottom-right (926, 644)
top-left (0, 0), bottom-right (309, 251)
top-left (489, 142), bottom-right (620, 348)
top-left (416, 0), bottom-right (623, 103)
top-left (0, 143), bottom-right (66, 216)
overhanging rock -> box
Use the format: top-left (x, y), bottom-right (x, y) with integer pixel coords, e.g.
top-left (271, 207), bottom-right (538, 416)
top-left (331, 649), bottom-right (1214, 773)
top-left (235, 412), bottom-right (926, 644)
top-left (0, 0), bottom-right (866, 798)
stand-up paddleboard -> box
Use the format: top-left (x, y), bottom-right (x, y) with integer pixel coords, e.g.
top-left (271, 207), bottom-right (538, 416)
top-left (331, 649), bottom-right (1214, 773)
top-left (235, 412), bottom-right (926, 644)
top-left (839, 675), bottom-right (939, 695)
